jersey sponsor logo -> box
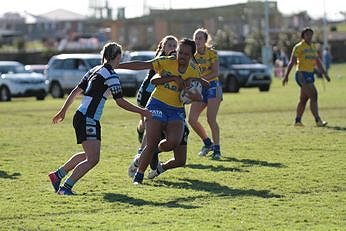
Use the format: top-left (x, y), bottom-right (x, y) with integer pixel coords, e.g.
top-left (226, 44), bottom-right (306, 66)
top-left (86, 126), bottom-right (96, 136)
top-left (163, 82), bottom-right (178, 92)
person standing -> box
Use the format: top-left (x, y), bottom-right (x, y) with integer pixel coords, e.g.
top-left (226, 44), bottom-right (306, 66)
top-left (283, 27), bottom-right (331, 127)
top-left (322, 46), bottom-right (332, 75)
top-left (188, 28), bottom-right (223, 160)
top-left (128, 35), bottom-right (178, 177)
top-left (48, 42), bottom-right (151, 195)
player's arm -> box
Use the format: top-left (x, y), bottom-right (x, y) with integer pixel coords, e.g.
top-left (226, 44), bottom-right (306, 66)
top-left (151, 74), bottom-right (185, 90)
top-left (282, 56), bottom-right (297, 86)
top-left (118, 61), bottom-right (153, 70)
top-left (115, 97), bottom-right (151, 118)
top-left (201, 60), bottom-right (219, 81)
top-left (315, 58), bottom-right (331, 82)
top-left (52, 86), bottom-right (83, 124)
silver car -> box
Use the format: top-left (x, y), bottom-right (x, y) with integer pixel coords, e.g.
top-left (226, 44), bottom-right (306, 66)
top-left (0, 61), bottom-right (48, 101)
top-left (46, 54), bottom-right (101, 98)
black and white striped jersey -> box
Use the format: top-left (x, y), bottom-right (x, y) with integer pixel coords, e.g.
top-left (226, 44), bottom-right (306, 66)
top-left (77, 63), bottom-right (123, 121)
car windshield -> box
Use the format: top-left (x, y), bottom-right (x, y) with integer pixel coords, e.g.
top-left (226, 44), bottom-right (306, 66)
top-left (130, 55), bottom-right (155, 61)
top-left (85, 58), bottom-right (101, 68)
top-left (0, 64), bottom-right (28, 74)
top-left (220, 54), bottom-right (254, 66)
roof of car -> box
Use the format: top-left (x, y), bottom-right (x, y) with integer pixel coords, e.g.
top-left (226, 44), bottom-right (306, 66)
top-left (129, 51), bottom-right (155, 56)
top-left (217, 50), bottom-right (244, 56)
top-left (51, 53), bottom-right (101, 59)
top-left (0, 61), bottom-right (22, 66)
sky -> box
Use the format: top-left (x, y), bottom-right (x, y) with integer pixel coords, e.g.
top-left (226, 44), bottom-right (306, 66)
top-left (0, 0), bottom-right (344, 20)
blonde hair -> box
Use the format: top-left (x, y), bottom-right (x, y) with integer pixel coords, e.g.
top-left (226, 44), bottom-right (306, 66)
top-left (193, 28), bottom-right (213, 48)
top-left (100, 42), bottom-right (122, 64)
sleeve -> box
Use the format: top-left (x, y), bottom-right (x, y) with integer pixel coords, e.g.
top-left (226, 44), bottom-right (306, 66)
top-left (292, 44), bottom-right (300, 58)
top-left (105, 73), bottom-right (123, 100)
top-left (210, 49), bottom-right (219, 63)
top-left (151, 56), bottom-right (167, 74)
top-left (77, 70), bottom-right (92, 91)
top-left (77, 66), bottom-right (99, 91)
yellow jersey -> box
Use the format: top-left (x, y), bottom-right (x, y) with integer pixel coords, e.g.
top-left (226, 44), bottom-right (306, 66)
top-left (195, 47), bottom-right (219, 81)
top-left (292, 40), bottom-right (318, 72)
top-left (151, 56), bottom-right (200, 108)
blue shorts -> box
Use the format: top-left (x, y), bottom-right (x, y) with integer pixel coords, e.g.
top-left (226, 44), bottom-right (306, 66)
top-left (202, 80), bottom-right (223, 103)
top-left (295, 71), bottom-right (315, 87)
top-left (147, 98), bottom-right (185, 122)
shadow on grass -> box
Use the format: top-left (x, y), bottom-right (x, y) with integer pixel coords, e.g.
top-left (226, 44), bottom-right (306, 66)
top-left (220, 156), bottom-right (286, 168)
top-left (155, 178), bottom-right (283, 199)
top-left (0, 170), bottom-right (21, 179)
top-left (185, 164), bottom-right (248, 172)
top-left (325, 125), bottom-right (346, 132)
top-left (103, 193), bottom-right (201, 209)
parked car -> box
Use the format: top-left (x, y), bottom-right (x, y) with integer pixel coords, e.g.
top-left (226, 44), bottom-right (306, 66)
top-left (0, 61), bottom-right (48, 101)
top-left (46, 53), bottom-right (101, 98)
top-left (218, 50), bottom-right (272, 93)
top-left (25, 64), bottom-right (48, 74)
top-left (116, 51), bottom-right (156, 96)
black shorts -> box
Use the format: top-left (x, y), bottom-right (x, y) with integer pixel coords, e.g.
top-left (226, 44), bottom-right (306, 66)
top-left (73, 111), bottom-right (101, 144)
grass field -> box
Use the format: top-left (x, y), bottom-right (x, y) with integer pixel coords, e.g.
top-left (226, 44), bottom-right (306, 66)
top-left (1, 64), bottom-right (345, 230)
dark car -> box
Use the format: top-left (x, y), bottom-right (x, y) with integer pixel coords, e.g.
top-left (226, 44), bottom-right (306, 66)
top-left (218, 50), bottom-right (272, 93)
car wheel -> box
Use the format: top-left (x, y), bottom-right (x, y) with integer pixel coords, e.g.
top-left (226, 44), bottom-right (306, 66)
top-left (36, 94), bottom-right (46, 100)
top-left (226, 76), bottom-right (240, 93)
top-left (259, 84), bottom-right (270, 92)
top-left (0, 86), bottom-right (11, 101)
top-left (50, 82), bottom-right (64, 98)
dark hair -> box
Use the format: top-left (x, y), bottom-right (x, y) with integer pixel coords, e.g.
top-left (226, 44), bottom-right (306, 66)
top-left (301, 27), bottom-right (313, 38)
top-left (179, 38), bottom-right (198, 63)
top-left (155, 35), bottom-right (178, 57)
top-left (100, 42), bottom-right (122, 64)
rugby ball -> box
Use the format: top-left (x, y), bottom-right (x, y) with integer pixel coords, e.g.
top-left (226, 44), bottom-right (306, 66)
top-left (180, 80), bottom-right (203, 104)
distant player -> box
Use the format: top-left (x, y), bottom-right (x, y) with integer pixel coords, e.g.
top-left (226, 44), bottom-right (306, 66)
top-left (283, 27), bottom-right (331, 127)
top-left (188, 28), bottom-right (223, 160)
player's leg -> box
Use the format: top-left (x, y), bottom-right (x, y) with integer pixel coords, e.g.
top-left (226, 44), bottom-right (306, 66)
top-left (305, 83), bottom-right (327, 126)
top-left (58, 140), bottom-right (101, 195)
top-left (205, 82), bottom-right (222, 160)
top-left (133, 118), bottom-right (163, 184)
top-left (188, 102), bottom-right (213, 156)
top-left (158, 120), bottom-right (183, 152)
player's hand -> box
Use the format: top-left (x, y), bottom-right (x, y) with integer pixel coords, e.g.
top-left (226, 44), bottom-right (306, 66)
top-left (325, 74), bottom-right (331, 82)
top-left (52, 110), bottom-right (65, 124)
top-left (173, 76), bottom-right (185, 90)
top-left (142, 108), bottom-right (152, 118)
top-left (187, 90), bottom-right (202, 102)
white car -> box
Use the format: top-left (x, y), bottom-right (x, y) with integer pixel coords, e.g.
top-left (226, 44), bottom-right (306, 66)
top-left (0, 61), bottom-right (48, 101)
top-left (46, 54), bottom-right (101, 98)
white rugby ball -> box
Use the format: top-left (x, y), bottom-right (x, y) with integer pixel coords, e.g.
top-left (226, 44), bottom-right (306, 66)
top-left (180, 80), bottom-right (203, 104)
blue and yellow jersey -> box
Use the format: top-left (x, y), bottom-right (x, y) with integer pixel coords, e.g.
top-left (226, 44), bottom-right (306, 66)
top-left (195, 47), bottom-right (219, 81)
top-left (292, 40), bottom-right (318, 72)
top-left (151, 55), bottom-right (200, 108)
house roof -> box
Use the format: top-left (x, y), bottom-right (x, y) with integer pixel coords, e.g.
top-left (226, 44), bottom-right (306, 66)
top-left (38, 9), bottom-right (86, 21)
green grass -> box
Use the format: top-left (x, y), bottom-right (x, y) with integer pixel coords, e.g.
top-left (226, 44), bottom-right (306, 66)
top-left (1, 64), bottom-right (346, 230)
